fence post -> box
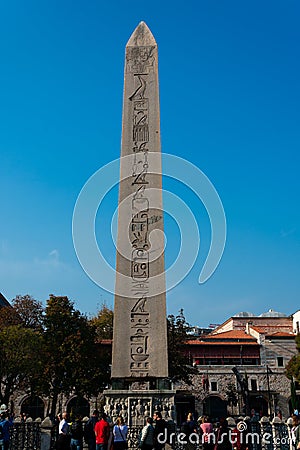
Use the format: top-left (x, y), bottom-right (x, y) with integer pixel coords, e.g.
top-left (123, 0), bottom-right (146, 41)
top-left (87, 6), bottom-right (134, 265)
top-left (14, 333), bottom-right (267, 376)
top-left (40, 417), bottom-right (53, 450)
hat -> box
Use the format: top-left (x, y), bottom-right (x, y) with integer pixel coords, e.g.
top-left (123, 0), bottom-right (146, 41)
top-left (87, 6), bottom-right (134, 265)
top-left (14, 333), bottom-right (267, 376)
top-left (0, 404), bottom-right (7, 412)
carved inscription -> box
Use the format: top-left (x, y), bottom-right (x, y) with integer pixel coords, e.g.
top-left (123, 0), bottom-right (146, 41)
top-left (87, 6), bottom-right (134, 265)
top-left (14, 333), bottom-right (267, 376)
top-left (128, 59), bottom-right (151, 377)
top-left (126, 46), bottom-right (155, 74)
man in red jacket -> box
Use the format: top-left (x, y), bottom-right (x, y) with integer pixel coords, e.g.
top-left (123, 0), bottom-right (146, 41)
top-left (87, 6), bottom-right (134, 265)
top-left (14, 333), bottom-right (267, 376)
top-left (94, 412), bottom-right (110, 450)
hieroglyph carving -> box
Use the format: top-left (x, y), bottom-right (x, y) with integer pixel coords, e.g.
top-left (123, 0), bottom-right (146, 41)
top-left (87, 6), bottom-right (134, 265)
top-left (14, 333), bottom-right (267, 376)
top-left (127, 48), bottom-right (153, 378)
top-left (126, 47), bottom-right (155, 74)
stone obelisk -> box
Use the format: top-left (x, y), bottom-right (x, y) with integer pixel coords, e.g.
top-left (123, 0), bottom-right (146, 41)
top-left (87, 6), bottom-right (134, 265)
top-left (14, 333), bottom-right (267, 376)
top-left (112, 22), bottom-right (168, 382)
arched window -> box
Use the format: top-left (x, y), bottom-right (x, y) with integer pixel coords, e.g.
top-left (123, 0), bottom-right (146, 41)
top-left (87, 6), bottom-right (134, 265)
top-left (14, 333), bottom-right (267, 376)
top-left (67, 396), bottom-right (90, 420)
top-left (21, 395), bottom-right (45, 420)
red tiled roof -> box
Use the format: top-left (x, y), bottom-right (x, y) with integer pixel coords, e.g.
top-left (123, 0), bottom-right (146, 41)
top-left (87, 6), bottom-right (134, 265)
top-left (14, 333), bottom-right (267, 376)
top-left (186, 330), bottom-right (258, 346)
top-left (250, 326), bottom-right (293, 335)
top-left (209, 330), bottom-right (256, 340)
top-left (186, 340), bottom-right (258, 346)
top-left (266, 331), bottom-right (295, 337)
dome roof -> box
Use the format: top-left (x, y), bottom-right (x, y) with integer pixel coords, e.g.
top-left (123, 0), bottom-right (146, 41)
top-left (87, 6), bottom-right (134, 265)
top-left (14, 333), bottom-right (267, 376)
top-left (259, 309), bottom-right (287, 318)
top-left (234, 311), bottom-right (255, 317)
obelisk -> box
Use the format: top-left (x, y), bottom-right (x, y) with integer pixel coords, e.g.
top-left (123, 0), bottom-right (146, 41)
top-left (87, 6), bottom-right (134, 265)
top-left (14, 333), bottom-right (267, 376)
top-left (111, 22), bottom-right (168, 381)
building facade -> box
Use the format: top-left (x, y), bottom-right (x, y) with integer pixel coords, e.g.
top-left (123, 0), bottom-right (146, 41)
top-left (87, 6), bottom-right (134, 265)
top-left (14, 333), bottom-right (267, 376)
top-left (176, 309), bottom-right (297, 421)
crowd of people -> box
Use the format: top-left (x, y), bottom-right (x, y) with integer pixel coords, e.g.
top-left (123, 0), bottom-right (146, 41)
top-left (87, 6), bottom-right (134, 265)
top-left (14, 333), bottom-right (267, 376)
top-left (53, 409), bottom-right (300, 450)
top-left (55, 409), bottom-right (170, 450)
top-left (0, 404), bottom-right (298, 450)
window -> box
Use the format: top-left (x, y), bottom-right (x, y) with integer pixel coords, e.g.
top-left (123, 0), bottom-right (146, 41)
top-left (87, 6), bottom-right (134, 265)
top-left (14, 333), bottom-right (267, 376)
top-left (210, 381), bottom-right (218, 392)
top-left (277, 357), bottom-right (284, 367)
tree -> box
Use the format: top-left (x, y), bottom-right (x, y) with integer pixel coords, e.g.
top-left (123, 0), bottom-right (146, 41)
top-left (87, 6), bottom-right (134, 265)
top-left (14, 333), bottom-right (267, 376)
top-left (167, 309), bottom-right (197, 384)
top-left (286, 334), bottom-right (300, 382)
top-left (12, 295), bottom-right (44, 330)
top-left (0, 325), bottom-right (44, 405)
top-left (226, 382), bottom-right (238, 415)
top-left (0, 305), bottom-right (21, 328)
top-left (43, 295), bottom-right (111, 416)
top-left (89, 304), bottom-right (114, 340)
top-left (0, 295), bottom-right (44, 330)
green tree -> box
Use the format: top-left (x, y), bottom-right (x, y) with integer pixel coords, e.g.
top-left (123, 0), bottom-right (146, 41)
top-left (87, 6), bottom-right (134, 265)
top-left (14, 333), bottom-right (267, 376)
top-left (43, 295), bottom-right (111, 416)
top-left (0, 305), bottom-right (21, 328)
top-left (167, 309), bottom-right (197, 384)
top-left (0, 325), bottom-right (44, 405)
top-left (89, 304), bottom-right (114, 340)
top-left (12, 295), bottom-right (44, 330)
top-left (286, 334), bottom-right (300, 382)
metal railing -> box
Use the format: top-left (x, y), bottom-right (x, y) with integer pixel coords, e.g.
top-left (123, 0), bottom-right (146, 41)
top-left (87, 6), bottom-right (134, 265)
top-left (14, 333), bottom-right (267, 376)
top-left (4, 417), bottom-right (295, 450)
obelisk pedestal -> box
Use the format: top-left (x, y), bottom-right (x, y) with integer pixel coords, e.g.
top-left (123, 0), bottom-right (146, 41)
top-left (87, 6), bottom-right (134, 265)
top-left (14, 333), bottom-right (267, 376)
top-left (105, 21), bottom-right (176, 427)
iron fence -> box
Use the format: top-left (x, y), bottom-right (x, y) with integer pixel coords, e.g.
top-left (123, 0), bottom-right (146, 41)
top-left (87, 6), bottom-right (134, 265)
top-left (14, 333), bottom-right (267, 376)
top-left (4, 418), bottom-right (295, 450)
top-left (9, 419), bottom-right (41, 450)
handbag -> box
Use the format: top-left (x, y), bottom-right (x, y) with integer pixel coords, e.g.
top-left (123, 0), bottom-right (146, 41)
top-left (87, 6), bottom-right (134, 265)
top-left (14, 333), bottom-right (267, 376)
top-left (118, 426), bottom-right (128, 450)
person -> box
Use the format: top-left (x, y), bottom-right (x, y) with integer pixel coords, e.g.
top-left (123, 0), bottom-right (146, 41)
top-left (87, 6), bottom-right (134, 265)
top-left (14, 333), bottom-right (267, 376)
top-left (0, 412), bottom-right (11, 450)
top-left (232, 418), bottom-right (247, 450)
top-left (199, 416), bottom-right (214, 450)
top-left (153, 411), bottom-right (167, 450)
top-left (181, 413), bottom-right (197, 450)
top-left (214, 418), bottom-right (232, 450)
top-left (70, 415), bottom-right (84, 450)
top-left (84, 410), bottom-right (99, 450)
top-left (94, 412), bottom-right (110, 450)
top-left (139, 417), bottom-right (154, 450)
top-left (57, 411), bottom-right (71, 450)
top-left (113, 416), bottom-right (128, 450)
top-left (291, 415), bottom-right (300, 450)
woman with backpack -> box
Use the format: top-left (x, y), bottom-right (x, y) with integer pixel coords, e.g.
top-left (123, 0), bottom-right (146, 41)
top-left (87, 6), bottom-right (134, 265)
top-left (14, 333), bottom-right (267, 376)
top-left (113, 416), bottom-right (128, 450)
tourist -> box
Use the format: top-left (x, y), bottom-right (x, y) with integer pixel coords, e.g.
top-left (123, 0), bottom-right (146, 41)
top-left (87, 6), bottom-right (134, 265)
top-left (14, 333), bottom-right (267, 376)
top-left (70, 415), bottom-right (84, 450)
top-left (291, 415), bottom-right (300, 450)
top-left (214, 418), bottom-right (232, 450)
top-left (113, 416), bottom-right (128, 450)
top-left (153, 411), bottom-right (167, 450)
top-left (84, 410), bottom-right (99, 450)
top-left (181, 413), bottom-right (197, 450)
top-left (94, 412), bottom-right (110, 450)
top-left (0, 411), bottom-right (11, 450)
top-left (57, 411), bottom-right (71, 450)
top-left (232, 418), bottom-right (247, 450)
top-left (139, 417), bottom-right (154, 450)
top-left (199, 416), bottom-right (214, 450)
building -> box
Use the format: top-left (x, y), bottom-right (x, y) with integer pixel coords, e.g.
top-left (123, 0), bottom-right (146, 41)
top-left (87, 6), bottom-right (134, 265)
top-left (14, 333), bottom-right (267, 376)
top-left (176, 309), bottom-right (297, 421)
top-left (292, 310), bottom-right (300, 335)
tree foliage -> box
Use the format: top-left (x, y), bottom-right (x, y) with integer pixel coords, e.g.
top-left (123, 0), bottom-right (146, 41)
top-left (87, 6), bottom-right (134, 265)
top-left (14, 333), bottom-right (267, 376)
top-left (0, 304), bottom-right (21, 328)
top-left (286, 334), bottom-right (300, 382)
top-left (89, 304), bottom-right (114, 340)
top-left (0, 295), bottom-right (201, 412)
top-left (12, 295), bottom-right (44, 330)
top-left (43, 295), bottom-right (111, 415)
top-left (226, 382), bottom-right (238, 414)
top-left (167, 309), bottom-right (197, 384)
top-left (0, 325), bottom-right (44, 404)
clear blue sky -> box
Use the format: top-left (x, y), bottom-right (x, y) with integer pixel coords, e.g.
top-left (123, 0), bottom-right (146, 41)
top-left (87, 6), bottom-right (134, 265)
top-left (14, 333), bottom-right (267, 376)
top-left (1, 0), bottom-right (299, 326)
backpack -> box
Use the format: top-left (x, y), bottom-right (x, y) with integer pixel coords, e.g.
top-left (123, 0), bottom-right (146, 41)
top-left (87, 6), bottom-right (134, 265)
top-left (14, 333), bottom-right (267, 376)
top-left (181, 421), bottom-right (192, 437)
top-left (70, 420), bottom-right (82, 440)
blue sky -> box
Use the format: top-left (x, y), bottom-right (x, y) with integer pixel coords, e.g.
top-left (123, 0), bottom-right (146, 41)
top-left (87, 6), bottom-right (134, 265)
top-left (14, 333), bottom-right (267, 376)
top-left (0, 0), bottom-right (299, 326)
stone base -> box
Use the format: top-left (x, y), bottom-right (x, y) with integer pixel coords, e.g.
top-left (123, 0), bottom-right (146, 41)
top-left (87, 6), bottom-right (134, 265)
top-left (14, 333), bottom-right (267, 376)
top-left (104, 386), bottom-right (176, 426)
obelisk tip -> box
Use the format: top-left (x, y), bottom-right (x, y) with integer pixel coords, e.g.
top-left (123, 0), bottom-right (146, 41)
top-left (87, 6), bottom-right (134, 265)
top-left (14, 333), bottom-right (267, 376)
top-left (126, 21), bottom-right (156, 47)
